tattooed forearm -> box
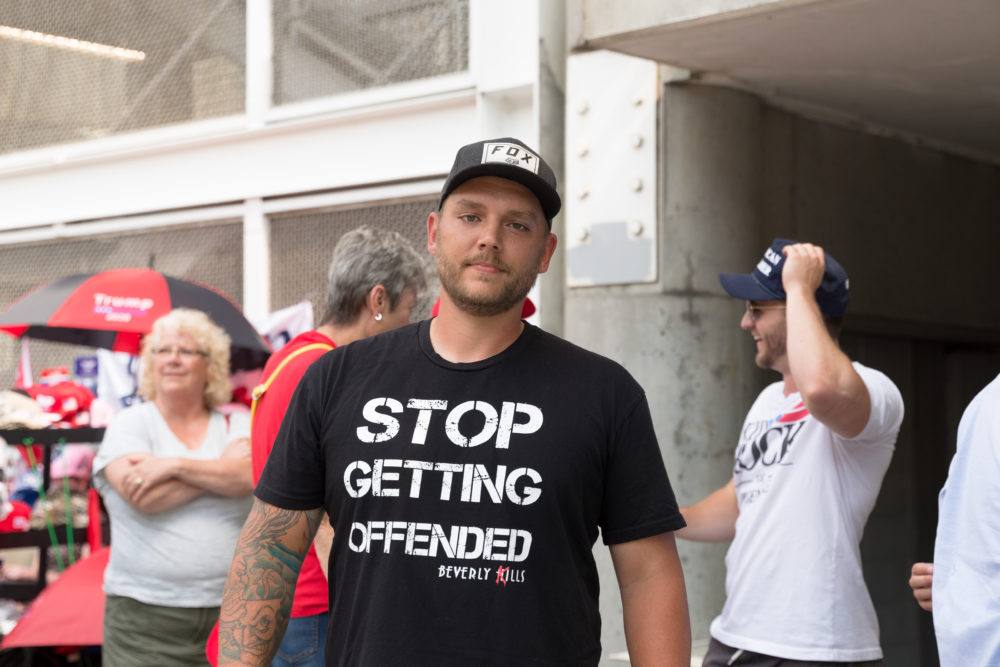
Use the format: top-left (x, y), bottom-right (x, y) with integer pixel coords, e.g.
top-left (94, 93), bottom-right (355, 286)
top-left (218, 499), bottom-right (324, 666)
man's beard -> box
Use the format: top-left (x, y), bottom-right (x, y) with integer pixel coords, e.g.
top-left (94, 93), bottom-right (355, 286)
top-left (754, 330), bottom-right (787, 371)
top-left (436, 249), bottom-right (541, 317)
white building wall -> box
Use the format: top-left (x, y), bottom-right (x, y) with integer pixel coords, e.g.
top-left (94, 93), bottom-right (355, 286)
top-left (0, 0), bottom-right (548, 326)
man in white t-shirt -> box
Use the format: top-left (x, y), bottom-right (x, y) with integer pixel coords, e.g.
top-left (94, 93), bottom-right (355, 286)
top-left (680, 239), bottom-right (904, 666)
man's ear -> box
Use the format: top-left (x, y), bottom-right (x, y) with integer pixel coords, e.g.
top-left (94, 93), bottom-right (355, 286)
top-left (427, 212), bottom-right (439, 256)
top-left (538, 233), bottom-right (558, 273)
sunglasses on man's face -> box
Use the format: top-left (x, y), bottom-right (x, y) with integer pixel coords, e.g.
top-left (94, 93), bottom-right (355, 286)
top-left (745, 301), bottom-right (786, 321)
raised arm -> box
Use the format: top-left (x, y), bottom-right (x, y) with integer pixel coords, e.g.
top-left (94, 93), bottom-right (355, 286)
top-left (610, 532), bottom-right (691, 666)
top-left (782, 243), bottom-right (870, 438)
top-left (676, 478), bottom-right (738, 542)
top-left (219, 498), bottom-right (325, 666)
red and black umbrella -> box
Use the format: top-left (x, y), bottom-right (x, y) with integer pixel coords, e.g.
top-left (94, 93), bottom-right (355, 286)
top-left (0, 547), bottom-right (109, 652)
top-left (0, 269), bottom-right (271, 371)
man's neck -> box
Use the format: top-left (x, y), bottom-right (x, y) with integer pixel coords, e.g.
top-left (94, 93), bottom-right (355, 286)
top-left (430, 300), bottom-right (525, 363)
top-left (781, 373), bottom-right (798, 397)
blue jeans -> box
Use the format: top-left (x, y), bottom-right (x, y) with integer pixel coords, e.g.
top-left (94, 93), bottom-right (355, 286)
top-left (272, 612), bottom-right (328, 667)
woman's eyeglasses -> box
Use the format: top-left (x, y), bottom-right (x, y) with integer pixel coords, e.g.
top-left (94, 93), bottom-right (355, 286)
top-left (152, 346), bottom-right (207, 359)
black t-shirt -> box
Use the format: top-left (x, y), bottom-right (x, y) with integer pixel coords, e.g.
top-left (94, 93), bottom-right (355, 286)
top-left (256, 320), bottom-right (685, 666)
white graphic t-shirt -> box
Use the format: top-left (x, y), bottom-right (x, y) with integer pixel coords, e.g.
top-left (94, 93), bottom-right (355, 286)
top-left (710, 362), bottom-right (904, 661)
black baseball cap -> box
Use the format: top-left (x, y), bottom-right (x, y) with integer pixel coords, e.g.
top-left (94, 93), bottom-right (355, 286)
top-left (439, 137), bottom-right (561, 225)
top-left (719, 238), bottom-right (850, 317)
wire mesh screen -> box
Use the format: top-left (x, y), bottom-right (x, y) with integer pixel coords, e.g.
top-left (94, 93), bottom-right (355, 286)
top-left (273, 0), bottom-right (469, 105)
top-left (0, 0), bottom-right (246, 155)
top-left (0, 222), bottom-right (243, 386)
top-left (270, 197), bottom-right (440, 325)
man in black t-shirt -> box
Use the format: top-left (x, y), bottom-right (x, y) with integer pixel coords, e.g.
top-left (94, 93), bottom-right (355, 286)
top-left (219, 137), bottom-right (691, 666)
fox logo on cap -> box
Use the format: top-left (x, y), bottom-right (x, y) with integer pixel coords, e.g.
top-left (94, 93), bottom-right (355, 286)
top-left (481, 143), bottom-right (540, 174)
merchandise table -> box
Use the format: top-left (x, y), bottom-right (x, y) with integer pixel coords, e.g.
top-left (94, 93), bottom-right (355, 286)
top-left (0, 427), bottom-right (107, 602)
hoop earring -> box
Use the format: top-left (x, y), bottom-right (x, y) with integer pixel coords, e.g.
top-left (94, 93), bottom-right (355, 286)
top-left (374, 313), bottom-right (383, 321)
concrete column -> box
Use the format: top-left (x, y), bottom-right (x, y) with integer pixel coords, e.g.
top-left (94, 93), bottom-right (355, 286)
top-left (564, 84), bottom-right (769, 659)
top-left (537, 0), bottom-right (567, 337)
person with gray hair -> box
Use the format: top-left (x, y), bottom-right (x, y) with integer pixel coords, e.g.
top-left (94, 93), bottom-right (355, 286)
top-left (320, 224), bottom-right (427, 328)
top-left (215, 225), bottom-right (427, 667)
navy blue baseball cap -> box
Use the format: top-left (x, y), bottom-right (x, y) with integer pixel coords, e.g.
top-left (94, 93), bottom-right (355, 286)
top-left (439, 137), bottom-right (561, 225)
top-left (719, 238), bottom-right (850, 317)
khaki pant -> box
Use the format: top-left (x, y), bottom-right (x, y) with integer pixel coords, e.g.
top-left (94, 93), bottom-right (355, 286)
top-left (103, 594), bottom-right (218, 667)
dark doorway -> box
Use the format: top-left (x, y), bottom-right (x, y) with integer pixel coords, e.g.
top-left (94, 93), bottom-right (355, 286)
top-left (842, 329), bottom-right (1000, 666)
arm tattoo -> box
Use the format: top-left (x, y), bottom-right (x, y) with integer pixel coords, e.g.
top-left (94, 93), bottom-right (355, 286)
top-left (218, 499), bottom-right (324, 666)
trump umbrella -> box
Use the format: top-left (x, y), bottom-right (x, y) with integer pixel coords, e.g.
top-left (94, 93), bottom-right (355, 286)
top-left (0, 547), bottom-right (109, 652)
top-left (0, 269), bottom-right (271, 371)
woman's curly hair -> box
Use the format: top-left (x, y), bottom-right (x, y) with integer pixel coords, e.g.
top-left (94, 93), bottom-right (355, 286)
top-left (138, 308), bottom-right (232, 409)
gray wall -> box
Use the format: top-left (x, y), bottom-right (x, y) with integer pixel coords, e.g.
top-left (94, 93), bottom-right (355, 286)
top-left (565, 83), bottom-right (1000, 665)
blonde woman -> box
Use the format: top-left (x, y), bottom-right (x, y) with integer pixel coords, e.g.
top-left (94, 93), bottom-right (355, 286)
top-left (94, 308), bottom-right (253, 666)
